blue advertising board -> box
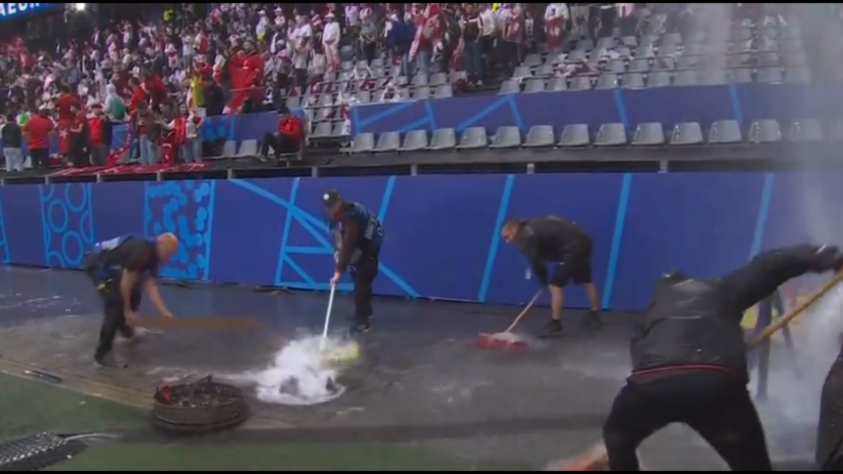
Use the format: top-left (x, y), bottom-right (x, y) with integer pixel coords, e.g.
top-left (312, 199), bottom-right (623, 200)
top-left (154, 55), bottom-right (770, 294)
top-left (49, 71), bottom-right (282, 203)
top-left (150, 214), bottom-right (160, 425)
top-left (0, 3), bottom-right (59, 21)
top-left (0, 172), bottom-right (841, 314)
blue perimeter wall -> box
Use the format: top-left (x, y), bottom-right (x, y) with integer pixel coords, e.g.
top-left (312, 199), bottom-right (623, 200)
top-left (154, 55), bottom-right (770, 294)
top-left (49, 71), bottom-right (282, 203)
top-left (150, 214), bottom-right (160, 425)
top-left (353, 84), bottom-right (843, 136)
top-left (1, 172), bottom-right (842, 313)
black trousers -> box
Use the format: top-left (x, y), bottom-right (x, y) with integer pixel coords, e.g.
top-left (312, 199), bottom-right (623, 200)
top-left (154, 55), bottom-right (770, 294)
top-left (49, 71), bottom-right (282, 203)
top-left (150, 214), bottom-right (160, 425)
top-left (84, 254), bottom-right (140, 359)
top-left (603, 372), bottom-right (772, 471)
top-left (351, 252), bottom-right (379, 321)
top-left (260, 132), bottom-right (298, 158)
top-left (30, 149), bottom-right (49, 169)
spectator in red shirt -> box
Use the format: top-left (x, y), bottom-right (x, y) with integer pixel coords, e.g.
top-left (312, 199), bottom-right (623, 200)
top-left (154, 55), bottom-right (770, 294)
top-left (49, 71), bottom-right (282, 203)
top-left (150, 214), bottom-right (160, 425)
top-left (54, 85), bottom-right (78, 156)
top-left (88, 103), bottom-right (109, 166)
top-left (22, 108), bottom-right (53, 170)
top-left (259, 106), bottom-right (305, 164)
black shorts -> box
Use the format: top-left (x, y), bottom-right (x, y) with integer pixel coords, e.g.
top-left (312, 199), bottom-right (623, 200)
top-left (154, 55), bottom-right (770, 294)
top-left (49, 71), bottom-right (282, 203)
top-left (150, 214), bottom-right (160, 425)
top-left (549, 237), bottom-right (593, 287)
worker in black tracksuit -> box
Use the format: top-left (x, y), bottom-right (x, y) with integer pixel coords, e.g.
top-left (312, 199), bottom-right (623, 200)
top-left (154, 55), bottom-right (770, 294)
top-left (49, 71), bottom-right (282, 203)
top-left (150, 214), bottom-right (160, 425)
top-left (82, 233), bottom-right (179, 368)
top-left (603, 244), bottom-right (843, 471)
top-left (502, 216), bottom-right (602, 337)
top-left (323, 189), bottom-right (384, 333)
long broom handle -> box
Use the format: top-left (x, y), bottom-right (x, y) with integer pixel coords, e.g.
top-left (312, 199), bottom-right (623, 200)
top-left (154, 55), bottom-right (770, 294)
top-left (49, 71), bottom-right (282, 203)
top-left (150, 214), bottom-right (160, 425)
top-left (747, 271), bottom-right (843, 349)
top-left (319, 282), bottom-right (337, 352)
top-left (504, 290), bottom-right (543, 333)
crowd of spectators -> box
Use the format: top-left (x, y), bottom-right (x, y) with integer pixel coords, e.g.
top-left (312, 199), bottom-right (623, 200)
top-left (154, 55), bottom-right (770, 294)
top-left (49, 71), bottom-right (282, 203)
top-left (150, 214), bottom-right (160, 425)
top-left (0, 3), bottom-right (676, 170)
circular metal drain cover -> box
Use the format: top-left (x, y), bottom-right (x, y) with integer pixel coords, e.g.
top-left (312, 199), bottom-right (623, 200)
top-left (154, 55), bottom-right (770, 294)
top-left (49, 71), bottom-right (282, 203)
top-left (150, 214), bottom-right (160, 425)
top-left (150, 376), bottom-right (249, 434)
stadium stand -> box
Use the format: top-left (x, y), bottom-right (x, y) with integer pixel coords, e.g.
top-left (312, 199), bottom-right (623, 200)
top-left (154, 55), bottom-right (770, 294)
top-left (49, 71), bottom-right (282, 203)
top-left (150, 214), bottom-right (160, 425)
top-left (0, 3), bottom-right (839, 180)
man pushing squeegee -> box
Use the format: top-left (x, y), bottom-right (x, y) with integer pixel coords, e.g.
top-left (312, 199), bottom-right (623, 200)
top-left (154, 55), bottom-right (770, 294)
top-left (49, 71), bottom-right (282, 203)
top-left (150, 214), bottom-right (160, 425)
top-left (500, 215), bottom-right (603, 338)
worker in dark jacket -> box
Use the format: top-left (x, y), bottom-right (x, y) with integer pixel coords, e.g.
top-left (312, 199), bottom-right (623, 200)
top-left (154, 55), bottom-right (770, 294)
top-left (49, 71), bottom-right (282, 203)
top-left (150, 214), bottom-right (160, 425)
top-left (324, 189), bottom-right (384, 333)
top-left (603, 244), bottom-right (843, 471)
top-left (502, 216), bottom-right (602, 337)
top-left (82, 233), bottom-right (179, 368)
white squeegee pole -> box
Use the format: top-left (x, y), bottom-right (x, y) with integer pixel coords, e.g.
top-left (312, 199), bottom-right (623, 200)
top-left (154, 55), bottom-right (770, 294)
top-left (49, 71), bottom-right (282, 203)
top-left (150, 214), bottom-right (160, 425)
top-left (320, 282), bottom-right (337, 352)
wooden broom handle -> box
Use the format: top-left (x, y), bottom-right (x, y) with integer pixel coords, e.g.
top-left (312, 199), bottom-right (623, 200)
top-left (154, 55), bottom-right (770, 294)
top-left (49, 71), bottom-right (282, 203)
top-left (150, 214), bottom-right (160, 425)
top-left (747, 271), bottom-right (843, 349)
top-left (504, 290), bottom-right (543, 333)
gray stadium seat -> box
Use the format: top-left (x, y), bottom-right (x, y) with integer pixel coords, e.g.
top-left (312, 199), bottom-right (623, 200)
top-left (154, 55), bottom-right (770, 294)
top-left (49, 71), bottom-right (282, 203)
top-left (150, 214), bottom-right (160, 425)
top-left (648, 72), bottom-right (672, 87)
top-left (596, 37), bottom-right (615, 50)
top-left (594, 123), bottom-right (628, 147)
top-left (412, 74), bottom-right (429, 87)
top-left (412, 86), bottom-right (431, 100)
top-left (311, 122), bottom-right (333, 139)
top-left (674, 70), bottom-right (698, 86)
top-left (488, 126), bottom-right (522, 149)
top-left (663, 32), bottom-right (682, 45)
top-left (400, 130), bottom-right (429, 152)
top-left (512, 66), bottom-right (532, 79)
top-left (435, 84), bottom-right (454, 98)
top-left (350, 133), bottom-right (375, 153)
top-left (670, 122), bottom-right (705, 145)
top-left (786, 67), bottom-right (811, 83)
top-left (567, 50), bottom-right (587, 61)
top-left (429, 72), bottom-right (448, 86)
top-left (373, 131), bottom-right (401, 153)
top-left (524, 79), bottom-right (547, 93)
top-left (731, 68), bottom-right (753, 83)
top-left (658, 43), bottom-right (678, 57)
top-left (782, 53), bottom-right (807, 68)
top-left (331, 122), bottom-right (349, 138)
top-left (758, 68), bottom-right (783, 83)
top-left (523, 54), bottom-right (542, 67)
top-left (558, 124), bottom-right (591, 147)
top-left (576, 39), bottom-right (594, 51)
top-left (355, 90), bottom-right (372, 104)
top-left (523, 125), bottom-right (555, 148)
top-left (549, 77), bottom-right (568, 91)
top-left (456, 127), bottom-right (488, 150)
top-left (631, 123), bottom-right (666, 146)
top-left (787, 119), bottom-right (823, 142)
top-left (699, 70), bottom-right (727, 86)
top-left (622, 73), bottom-right (645, 89)
top-left (595, 73), bottom-right (618, 89)
top-left (499, 79), bottom-right (521, 94)
top-left (708, 120), bottom-right (743, 144)
top-left (748, 120), bottom-right (782, 143)
top-left (535, 64), bottom-right (554, 77)
top-left (609, 60), bottom-right (626, 74)
top-left (628, 58), bottom-right (650, 73)
top-left (570, 76), bottom-right (592, 91)
top-left (427, 128), bottom-right (457, 151)
top-left (634, 44), bottom-right (655, 59)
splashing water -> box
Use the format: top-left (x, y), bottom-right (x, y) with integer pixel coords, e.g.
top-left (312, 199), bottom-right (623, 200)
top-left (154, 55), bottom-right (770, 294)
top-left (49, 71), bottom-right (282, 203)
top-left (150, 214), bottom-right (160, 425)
top-left (247, 335), bottom-right (348, 406)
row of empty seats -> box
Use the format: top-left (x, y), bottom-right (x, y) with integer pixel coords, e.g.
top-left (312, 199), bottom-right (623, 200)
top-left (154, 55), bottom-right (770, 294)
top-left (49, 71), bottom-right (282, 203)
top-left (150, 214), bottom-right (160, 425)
top-left (349, 119), bottom-right (830, 153)
top-left (501, 67), bottom-right (809, 93)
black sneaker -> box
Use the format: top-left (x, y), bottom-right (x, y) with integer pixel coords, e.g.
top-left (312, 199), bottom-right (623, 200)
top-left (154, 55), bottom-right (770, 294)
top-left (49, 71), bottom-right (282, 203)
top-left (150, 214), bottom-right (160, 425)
top-left (352, 318), bottom-right (372, 333)
top-left (582, 310), bottom-right (604, 329)
top-left (95, 353), bottom-right (127, 368)
top-left (538, 319), bottom-right (564, 338)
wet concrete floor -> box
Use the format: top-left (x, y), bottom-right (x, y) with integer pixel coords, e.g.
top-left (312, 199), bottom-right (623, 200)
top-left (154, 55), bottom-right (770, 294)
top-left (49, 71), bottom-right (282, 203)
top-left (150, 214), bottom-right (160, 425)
top-left (0, 267), bottom-right (822, 470)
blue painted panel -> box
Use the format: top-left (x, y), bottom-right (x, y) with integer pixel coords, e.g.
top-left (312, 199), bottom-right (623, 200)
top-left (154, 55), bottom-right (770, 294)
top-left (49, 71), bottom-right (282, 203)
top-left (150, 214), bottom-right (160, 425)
top-left (10, 171), bottom-right (843, 315)
top-left (610, 173), bottom-right (765, 310)
top-left (353, 84), bottom-right (843, 136)
top-left (764, 172), bottom-right (843, 249)
top-left (1, 186), bottom-right (44, 266)
top-left (485, 174), bottom-right (622, 309)
top-left (208, 179), bottom-right (292, 286)
top-left (90, 182), bottom-right (146, 244)
top-left (384, 175), bottom-right (505, 300)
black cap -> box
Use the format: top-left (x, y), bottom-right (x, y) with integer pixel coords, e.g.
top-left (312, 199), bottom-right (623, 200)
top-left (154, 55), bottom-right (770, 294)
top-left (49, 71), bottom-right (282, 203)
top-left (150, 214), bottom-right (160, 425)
top-left (322, 189), bottom-right (341, 207)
